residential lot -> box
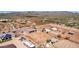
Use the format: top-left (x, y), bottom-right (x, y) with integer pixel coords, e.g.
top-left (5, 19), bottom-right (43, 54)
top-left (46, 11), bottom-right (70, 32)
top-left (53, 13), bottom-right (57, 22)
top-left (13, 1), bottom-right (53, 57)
top-left (0, 23), bottom-right (79, 48)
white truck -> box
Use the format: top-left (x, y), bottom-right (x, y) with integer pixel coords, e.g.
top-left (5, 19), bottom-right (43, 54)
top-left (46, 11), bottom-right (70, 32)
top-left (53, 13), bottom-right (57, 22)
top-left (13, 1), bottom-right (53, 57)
top-left (19, 37), bottom-right (35, 48)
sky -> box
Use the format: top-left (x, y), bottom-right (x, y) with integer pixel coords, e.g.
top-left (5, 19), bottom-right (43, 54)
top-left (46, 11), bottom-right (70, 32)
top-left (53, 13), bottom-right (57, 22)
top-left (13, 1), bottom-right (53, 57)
top-left (0, 0), bottom-right (79, 11)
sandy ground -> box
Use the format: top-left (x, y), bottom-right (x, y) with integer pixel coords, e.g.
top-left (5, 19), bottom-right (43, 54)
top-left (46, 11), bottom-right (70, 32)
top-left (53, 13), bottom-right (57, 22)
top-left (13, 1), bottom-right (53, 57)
top-left (29, 31), bottom-right (52, 44)
top-left (53, 40), bottom-right (79, 48)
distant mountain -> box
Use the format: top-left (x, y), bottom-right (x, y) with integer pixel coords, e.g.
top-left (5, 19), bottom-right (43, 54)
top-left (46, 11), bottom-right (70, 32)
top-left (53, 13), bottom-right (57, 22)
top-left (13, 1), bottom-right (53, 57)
top-left (4, 11), bottom-right (74, 16)
top-left (0, 11), bottom-right (13, 13)
top-left (0, 11), bottom-right (78, 18)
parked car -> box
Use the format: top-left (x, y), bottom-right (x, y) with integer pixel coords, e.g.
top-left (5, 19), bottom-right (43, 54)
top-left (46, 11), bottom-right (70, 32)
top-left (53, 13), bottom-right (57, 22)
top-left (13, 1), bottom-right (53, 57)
top-left (29, 30), bottom-right (37, 33)
top-left (68, 32), bottom-right (74, 35)
top-left (0, 34), bottom-right (12, 40)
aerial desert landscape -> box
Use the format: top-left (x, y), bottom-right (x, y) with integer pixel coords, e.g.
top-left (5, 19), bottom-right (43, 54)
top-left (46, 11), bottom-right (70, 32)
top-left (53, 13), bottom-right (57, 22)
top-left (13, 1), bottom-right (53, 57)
top-left (0, 11), bottom-right (79, 48)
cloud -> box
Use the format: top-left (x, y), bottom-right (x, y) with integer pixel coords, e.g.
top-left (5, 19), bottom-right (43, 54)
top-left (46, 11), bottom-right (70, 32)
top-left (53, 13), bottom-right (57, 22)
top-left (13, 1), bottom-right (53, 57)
top-left (0, 0), bottom-right (79, 11)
